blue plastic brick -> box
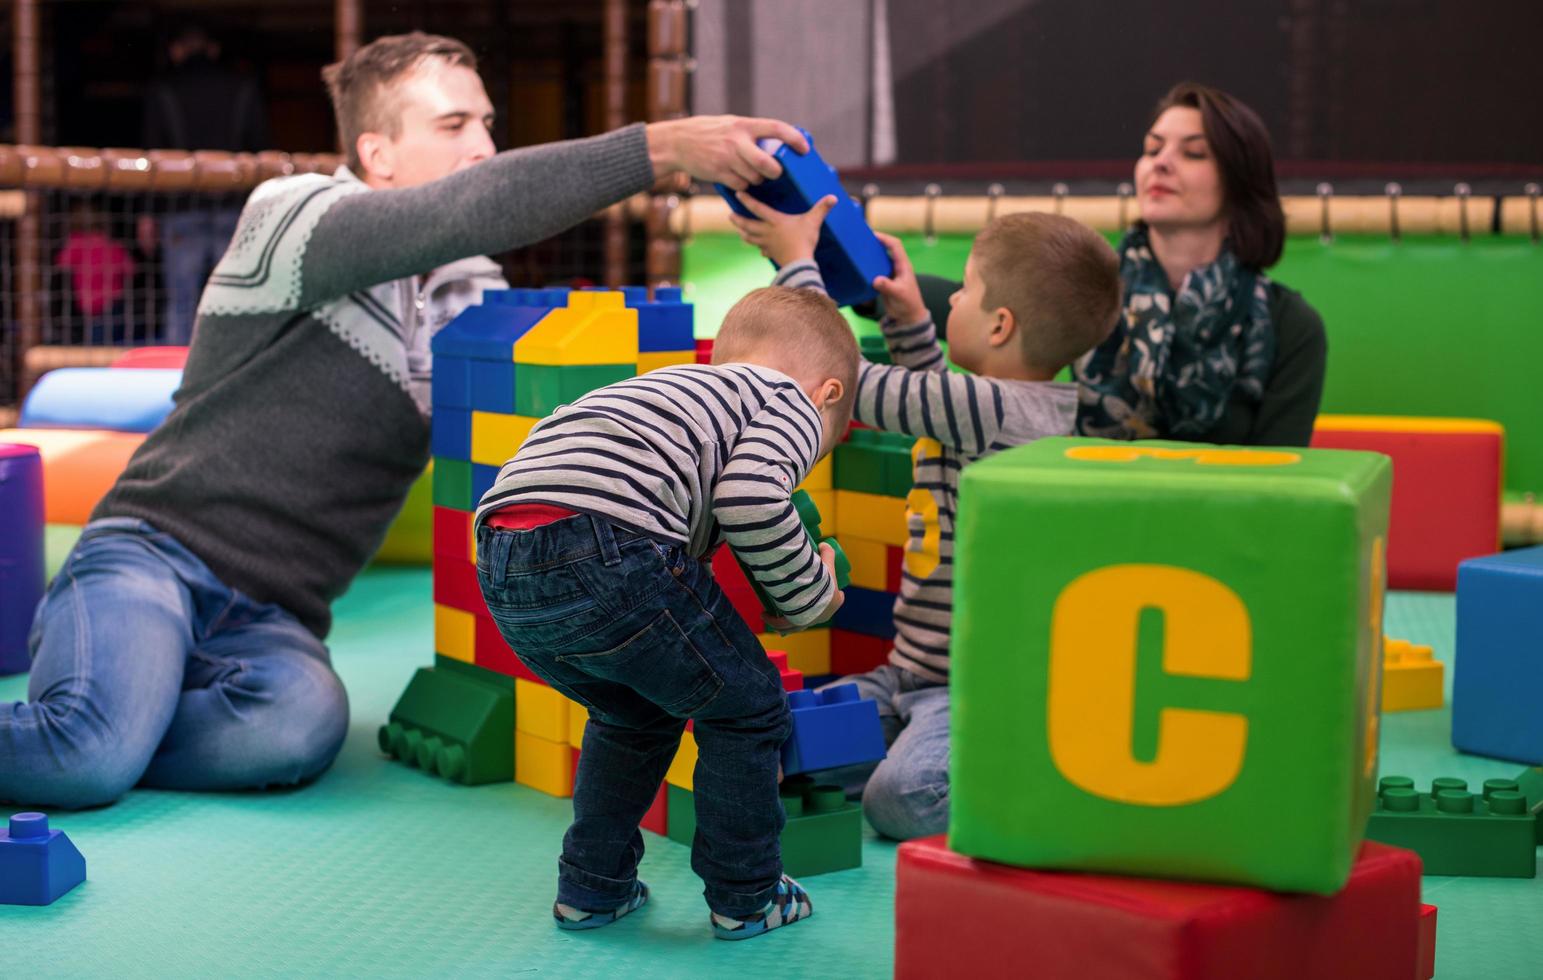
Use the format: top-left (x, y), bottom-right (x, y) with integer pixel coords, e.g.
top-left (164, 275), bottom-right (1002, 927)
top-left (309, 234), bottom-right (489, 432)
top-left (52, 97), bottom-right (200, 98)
top-left (630, 286), bottom-right (695, 353)
top-left (1453, 547), bottom-right (1543, 764)
top-left (716, 128), bottom-right (893, 308)
top-left (830, 585), bottom-right (898, 640)
top-left (780, 683), bottom-right (888, 776)
top-left (469, 359), bottom-right (517, 414)
top-left (432, 355), bottom-right (471, 409)
top-left (471, 463), bottom-right (502, 505)
top-left (430, 407), bottom-right (472, 461)
top-left (0, 813), bottom-right (86, 906)
top-left (431, 304), bottom-right (550, 360)
top-left (485, 286), bottom-right (571, 308)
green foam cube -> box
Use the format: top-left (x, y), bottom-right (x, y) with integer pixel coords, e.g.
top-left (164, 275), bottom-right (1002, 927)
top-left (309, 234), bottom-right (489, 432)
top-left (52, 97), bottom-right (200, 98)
top-left (950, 437), bottom-right (1392, 894)
top-left (515, 364), bottom-right (635, 417)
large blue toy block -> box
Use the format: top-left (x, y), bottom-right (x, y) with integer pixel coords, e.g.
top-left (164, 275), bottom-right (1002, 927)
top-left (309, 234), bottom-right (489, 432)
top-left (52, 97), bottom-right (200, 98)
top-left (471, 463), bottom-right (502, 506)
top-left (716, 128), bottom-right (893, 308)
top-left (781, 683), bottom-right (888, 776)
top-left (830, 585), bottom-right (897, 640)
top-left (1453, 546), bottom-right (1543, 764)
top-left (432, 355), bottom-right (471, 409)
top-left (485, 287), bottom-right (572, 308)
top-left (430, 407), bottom-right (472, 461)
top-left (0, 813), bottom-right (86, 906)
top-left (630, 286), bottom-right (695, 352)
top-left (469, 359), bottom-right (517, 414)
top-left (431, 304), bottom-right (549, 360)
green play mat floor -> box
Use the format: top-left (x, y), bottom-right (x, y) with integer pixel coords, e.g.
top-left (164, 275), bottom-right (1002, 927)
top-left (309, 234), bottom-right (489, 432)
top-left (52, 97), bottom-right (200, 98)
top-left (3, 571), bottom-right (1540, 978)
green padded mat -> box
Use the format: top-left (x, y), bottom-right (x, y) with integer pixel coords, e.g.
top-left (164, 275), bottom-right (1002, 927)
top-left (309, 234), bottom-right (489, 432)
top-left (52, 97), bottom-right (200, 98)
top-left (3, 570), bottom-right (1540, 977)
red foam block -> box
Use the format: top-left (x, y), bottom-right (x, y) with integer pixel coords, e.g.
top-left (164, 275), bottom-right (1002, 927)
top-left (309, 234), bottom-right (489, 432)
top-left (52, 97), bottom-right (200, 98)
top-left (1417, 903), bottom-right (1437, 980)
top-left (432, 552), bottom-right (485, 613)
top-left (1310, 421), bottom-right (1501, 591)
top-left (831, 629), bottom-right (890, 676)
top-left (433, 506), bottom-right (472, 562)
top-left (710, 547), bottom-right (765, 632)
top-left (473, 613), bottom-right (542, 682)
top-left (895, 836), bottom-right (1422, 980)
top-left (694, 339), bottom-right (714, 364)
top-left (641, 781), bottom-right (669, 836)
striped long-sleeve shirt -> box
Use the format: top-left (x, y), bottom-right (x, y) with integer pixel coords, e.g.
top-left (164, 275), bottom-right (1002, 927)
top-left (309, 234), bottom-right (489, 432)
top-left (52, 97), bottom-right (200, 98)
top-left (776, 261), bottom-right (1078, 682)
top-left (475, 362), bottom-right (838, 629)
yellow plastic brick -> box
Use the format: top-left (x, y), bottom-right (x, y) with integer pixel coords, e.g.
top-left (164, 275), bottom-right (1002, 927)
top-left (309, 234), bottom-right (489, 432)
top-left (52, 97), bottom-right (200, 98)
top-left (666, 728), bottom-right (698, 791)
top-left (470, 412), bottom-right (540, 467)
top-left (637, 350), bottom-right (695, 374)
top-left (513, 292), bottom-right (640, 365)
top-left (1382, 637), bottom-right (1445, 713)
top-left (568, 700), bottom-right (589, 749)
top-left (834, 490), bottom-right (908, 547)
top-left (758, 628), bottom-right (831, 675)
top-left (799, 455), bottom-right (834, 492)
top-left (803, 489), bottom-right (836, 537)
top-left (515, 730), bottom-right (575, 798)
top-left (515, 678), bottom-right (571, 743)
top-left (844, 536), bottom-right (890, 591)
top-left (434, 603), bottom-right (475, 663)
top-left (1314, 415), bottom-right (1504, 436)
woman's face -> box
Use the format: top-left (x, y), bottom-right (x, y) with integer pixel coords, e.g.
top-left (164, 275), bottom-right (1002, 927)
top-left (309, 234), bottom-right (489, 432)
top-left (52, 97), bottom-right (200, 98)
top-left (1135, 106), bottom-right (1226, 231)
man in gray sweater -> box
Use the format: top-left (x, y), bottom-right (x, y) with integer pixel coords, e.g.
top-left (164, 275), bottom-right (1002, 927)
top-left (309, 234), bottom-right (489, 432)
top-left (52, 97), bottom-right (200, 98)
top-left (0, 32), bottom-right (806, 809)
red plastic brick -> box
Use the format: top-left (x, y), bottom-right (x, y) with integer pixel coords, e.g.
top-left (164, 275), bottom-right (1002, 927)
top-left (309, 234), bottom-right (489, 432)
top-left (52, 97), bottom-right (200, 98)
top-left (433, 506), bottom-right (472, 561)
top-left (885, 545), bottom-right (904, 592)
top-left (694, 338), bottom-right (714, 364)
top-left (1417, 903), bottom-right (1436, 980)
top-left (432, 553), bottom-right (484, 614)
top-left (641, 781), bottom-right (669, 836)
top-left (473, 614), bottom-right (542, 682)
top-left (710, 547), bottom-right (765, 632)
top-left (894, 836), bottom-right (1423, 980)
top-left (831, 629), bottom-right (890, 676)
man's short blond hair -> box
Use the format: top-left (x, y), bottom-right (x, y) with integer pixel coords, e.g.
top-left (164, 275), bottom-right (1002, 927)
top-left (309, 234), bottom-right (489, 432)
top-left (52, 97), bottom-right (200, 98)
top-left (321, 32), bottom-right (478, 172)
top-left (713, 286), bottom-right (859, 433)
top-left (972, 212), bottom-right (1122, 373)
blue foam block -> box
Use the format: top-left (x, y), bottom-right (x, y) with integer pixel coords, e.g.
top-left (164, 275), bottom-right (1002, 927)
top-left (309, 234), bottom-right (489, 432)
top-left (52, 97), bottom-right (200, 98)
top-left (430, 407), bottom-right (472, 461)
top-left (716, 128), bottom-right (893, 308)
top-left (471, 463), bottom-right (502, 505)
top-left (780, 684), bottom-right (888, 776)
top-left (1453, 547), bottom-right (1543, 764)
top-left (484, 287), bottom-right (572, 308)
top-left (20, 367), bottom-right (181, 433)
top-left (469, 360), bottom-right (517, 414)
top-left (0, 813), bottom-right (86, 906)
top-left (627, 285), bottom-right (695, 352)
top-left (830, 586), bottom-right (897, 640)
top-left (431, 304), bottom-right (549, 360)
top-left (432, 355), bottom-right (471, 409)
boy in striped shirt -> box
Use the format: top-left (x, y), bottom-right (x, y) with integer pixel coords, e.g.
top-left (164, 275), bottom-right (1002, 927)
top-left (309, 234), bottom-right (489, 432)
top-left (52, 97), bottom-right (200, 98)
top-left (475, 286), bottom-right (857, 940)
top-left (733, 197), bottom-right (1122, 840)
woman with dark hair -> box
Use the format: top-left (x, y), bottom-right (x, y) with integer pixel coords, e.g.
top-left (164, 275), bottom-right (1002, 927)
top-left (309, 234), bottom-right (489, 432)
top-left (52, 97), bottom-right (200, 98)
top-left (1075, 82), bottom-right (1325, 445)
top-left (890, 83), bottom-right (1326, 446)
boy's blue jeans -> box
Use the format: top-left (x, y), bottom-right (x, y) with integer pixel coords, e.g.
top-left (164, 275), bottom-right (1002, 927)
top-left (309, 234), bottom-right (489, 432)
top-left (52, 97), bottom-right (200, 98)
top-left (0, 518), bottom-right (350, 809)
top-left (477, 514), bottom-right (791, 918)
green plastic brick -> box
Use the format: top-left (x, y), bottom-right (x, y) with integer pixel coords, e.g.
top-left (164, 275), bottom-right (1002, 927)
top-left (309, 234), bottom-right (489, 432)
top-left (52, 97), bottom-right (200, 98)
top-left (432, 458), bottom-right (473, 511)
top-left (1366, 775), bottom-right (1538, 877)
top-left (737, 489), bottom-right (849, 626)
top-left (515, 363), bottom-right (635, 417)
top-left (378, 663), bottom-right (514, 785)
top-left (950, 437), bottom-right (1392, 894)
top-left (835, 428), bottom-right (914, 497)
top-left (434, 652), bottom-right (515, 690)
top-left (859, 334), bottom-right (892, 365)
top-left (1517, 767), bottom-right (1543, 844)
top-left (666, 779), bottom-right (862, 877)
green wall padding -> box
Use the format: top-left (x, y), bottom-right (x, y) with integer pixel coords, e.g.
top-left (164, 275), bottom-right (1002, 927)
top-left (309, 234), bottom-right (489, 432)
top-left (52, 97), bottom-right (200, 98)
top-left (683, 232), bottom-right (1543, 493)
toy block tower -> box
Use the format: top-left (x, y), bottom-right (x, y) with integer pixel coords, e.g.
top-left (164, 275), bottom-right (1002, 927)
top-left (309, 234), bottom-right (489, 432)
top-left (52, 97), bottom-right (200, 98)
top-left (949, 438), bottom-right (1392, 894)
top-left (1452, 545), bottom-right (1543, 764)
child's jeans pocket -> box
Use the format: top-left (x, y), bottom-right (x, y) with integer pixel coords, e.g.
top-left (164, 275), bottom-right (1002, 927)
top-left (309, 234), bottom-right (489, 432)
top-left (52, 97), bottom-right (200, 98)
top-left (556, 609), bottom-right (723, 717)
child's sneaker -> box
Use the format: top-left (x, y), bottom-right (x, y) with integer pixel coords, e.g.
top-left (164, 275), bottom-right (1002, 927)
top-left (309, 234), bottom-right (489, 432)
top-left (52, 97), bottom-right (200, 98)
top-left (710, 875), bottom-right (812, 941)
top-left (553, 880), bottom-right (649, 931)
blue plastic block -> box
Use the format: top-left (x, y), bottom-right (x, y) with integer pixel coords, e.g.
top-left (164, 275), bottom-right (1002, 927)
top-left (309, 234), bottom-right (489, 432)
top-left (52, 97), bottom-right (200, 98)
top-left (431, 304), bottom-right (549, 360)
top-left (469, 359), bottom-right (517, 414)
top-left (485, 287), bottom-right (571, 308)
top-left (0, 813), bottom-right (86, 906)
top-left (432, 355), bottom-right (471, 409)
top-left (430, 407), bottom-right (472, 461)
top-left (20, 367), bottom-right (181, 433)
top-left (830, 585), bottom-right (897, 640)
top-left (471, 463), bottom-right (502, 505)
top-left (716, 128), bottom-right (893, 308)
top-left (629, 285), bottom-right (695, 353)
top-left (781, 683), bottom-right (888, 776)
top-left (1453, 547), bottom-right (1543, 765)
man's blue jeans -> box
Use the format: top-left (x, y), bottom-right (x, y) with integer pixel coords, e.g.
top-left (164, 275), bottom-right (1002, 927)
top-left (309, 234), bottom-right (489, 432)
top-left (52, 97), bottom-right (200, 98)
top-left (159, 207), bottom-right (242, 345)
top-left (477, 514), bottom-right (792, 918)
top-left (0, 518), bottom-right (349, 809)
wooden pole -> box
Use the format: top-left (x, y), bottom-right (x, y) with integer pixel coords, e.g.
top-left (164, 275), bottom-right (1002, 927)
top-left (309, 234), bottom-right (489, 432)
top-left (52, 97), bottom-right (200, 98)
top-left (13, 0), bottom-right (42, 398)
top-left (603, 0), bottom-right (628, 288)
top-left (645, 0), bottom-right (689, 289)
top-left (336, 0), bottom-right (362, 64)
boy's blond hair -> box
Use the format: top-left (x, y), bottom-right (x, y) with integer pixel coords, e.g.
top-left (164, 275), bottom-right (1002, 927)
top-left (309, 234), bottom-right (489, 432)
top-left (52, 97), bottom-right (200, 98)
top-left (713, 286), bottom-right (859, 434)
top-left (972, 212), bottom-right (1122, 372)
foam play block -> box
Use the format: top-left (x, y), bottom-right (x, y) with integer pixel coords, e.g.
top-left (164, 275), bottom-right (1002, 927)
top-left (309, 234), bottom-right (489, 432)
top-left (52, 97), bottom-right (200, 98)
top-left (473, 614), bottom-right (540, 682)
top-left (757, 628), bottom-right (830, 676)
top-left (766, 650), bottom-right (806, 692)
top-left (781, 684), bottom-right (888, 776)
top-left (430, 407), bottom-right (472, 460)
top-left (567, 700), bottom-right (588, 749)
top-left (433, 604), bottom-right (475, 664)
top-left (470, 463), bottom-right (501, 506)
top-left (515, 730), bottom-right (576, 798)
top-left (637, 350), bottom-right (694, 374)
top-left (432, 457), bottom-right (472, 511)
top-left (0, 427), bottom-right (146, 525)
top-left (624, 285), bottom-right (695, 353)
top-left (432, 506), bottom-right (473, 561)
top-left (640, 782), bottom-right (669, 836)
top-left (831, 628), bottom-right (891, 676)
top-left (431, 553), bottom-right (482, 614)
top-left (843, 537), bottom-right (890, 591)
top-left (21, 366), bottom-right (181, 432)
top-left (0, 813), bottom-right (87, 906)
top-left (1381, 637), bottom-right (1443, 713)
top-left (1365, 774), bottom-right (1535, 877)
top-left (514, 291), bottom-right (639, 365)
top-left (515, 677), bottom-right (572, 744)
top-left (833, 489), bottom-right (907, 547)
top-left (1453, 547), bottom-right (1543, 764)
top-left (716, 127), bottom-right (892, 307)
top-left (1311, 416), bottom-right (1502, 591)
top-left (469, 411), bottom-right (538, 467)
top-left (951, 439), bottom-right (1392, 893)
top-left (431, 354), bottom-right (471, 409)
top-left (830, 585), bottom-right (897, 639)
top-left (666, 728), bottom-right (698, 791)
top-left (835, 428), bottom-right (915, 497)
top-left (894, 836), bottom-right (1423, 980)
top-left (378, 660), bottom-right (514, 784)
top-left (800, 454), bottom-right (833, 492)
top-left (695, 339), bottom-right (713, 364)
top-left (515, 363), bottom-right (634, 418)
top-left (1418, 904), bottom-right (1437, 980)
top-left (0, 444), bottom-right (44, 676)
top-left (469, 359), bottom-right (517, 414)
top-left (112, 345), bottom-right (188, 369)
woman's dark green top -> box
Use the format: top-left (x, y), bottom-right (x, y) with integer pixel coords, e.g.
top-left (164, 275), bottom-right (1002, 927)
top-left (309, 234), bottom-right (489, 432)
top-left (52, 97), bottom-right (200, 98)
top-left (893, 273), bottom-right (1328, 447)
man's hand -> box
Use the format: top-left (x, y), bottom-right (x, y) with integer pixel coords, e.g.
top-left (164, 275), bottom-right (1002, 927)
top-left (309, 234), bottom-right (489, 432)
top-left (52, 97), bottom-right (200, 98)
top-left (763, 542), bottom-right (846, 634)
top-left (645, 115), bottom-right (809, 190)
top-left (729, 192), bottom-right (835, 267)
top-left (871, 231), bottom-right (929, 325)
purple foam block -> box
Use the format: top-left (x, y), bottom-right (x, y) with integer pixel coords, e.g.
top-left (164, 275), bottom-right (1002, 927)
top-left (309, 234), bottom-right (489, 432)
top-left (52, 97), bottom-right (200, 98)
top-left (0, 443), bottom-right (45, 676)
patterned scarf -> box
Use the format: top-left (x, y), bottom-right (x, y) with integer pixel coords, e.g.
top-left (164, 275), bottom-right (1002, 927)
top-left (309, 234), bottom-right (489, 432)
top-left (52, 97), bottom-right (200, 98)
top-left (1074, 226), bottom-right (1275, 439)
